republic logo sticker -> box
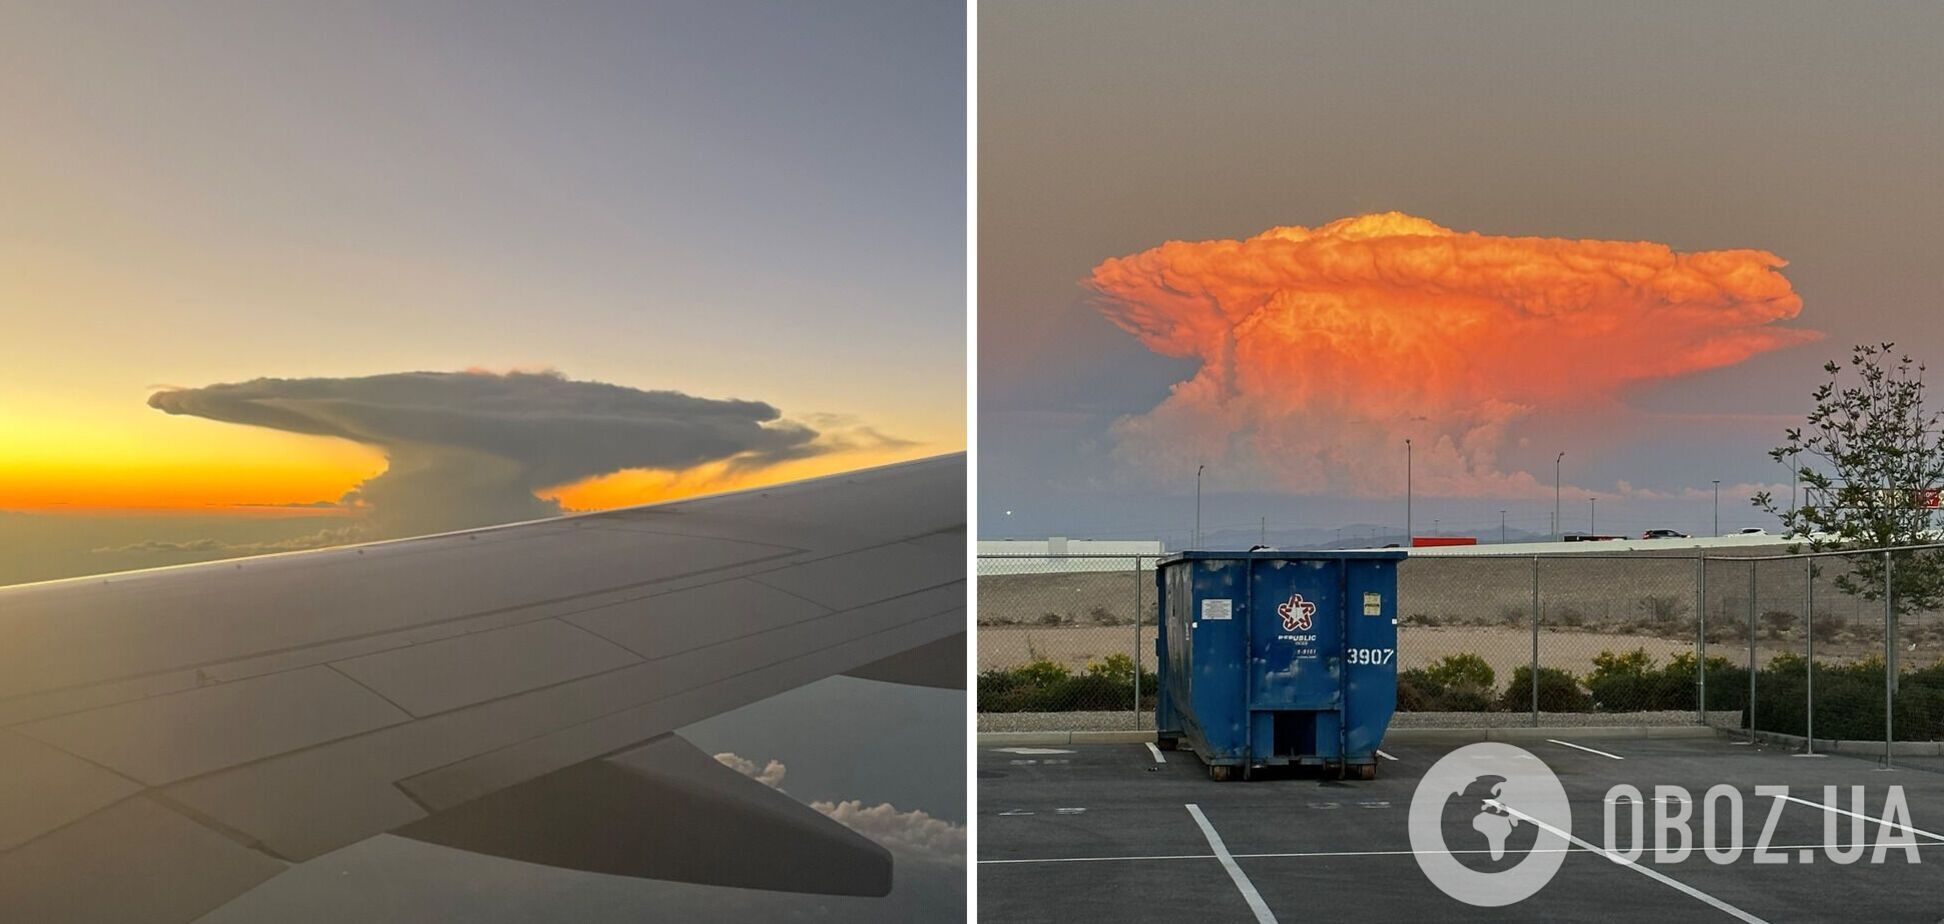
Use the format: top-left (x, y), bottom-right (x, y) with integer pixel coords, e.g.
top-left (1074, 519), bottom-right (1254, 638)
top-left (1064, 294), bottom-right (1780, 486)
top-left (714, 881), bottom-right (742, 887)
top-left (1277, 593), bottom-right (1316, 632)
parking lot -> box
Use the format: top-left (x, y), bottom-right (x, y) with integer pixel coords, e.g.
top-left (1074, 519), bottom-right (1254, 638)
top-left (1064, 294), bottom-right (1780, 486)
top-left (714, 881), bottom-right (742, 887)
top-left (979, 734), bottom-right (1944, 922)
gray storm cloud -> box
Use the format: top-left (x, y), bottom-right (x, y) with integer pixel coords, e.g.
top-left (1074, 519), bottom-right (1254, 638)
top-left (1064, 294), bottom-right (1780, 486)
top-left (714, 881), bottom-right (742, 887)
top-left (147, 370), bottom-right (825, 539)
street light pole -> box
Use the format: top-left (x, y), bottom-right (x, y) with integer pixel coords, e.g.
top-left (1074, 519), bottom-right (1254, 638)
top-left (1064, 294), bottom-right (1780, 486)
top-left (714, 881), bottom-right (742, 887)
top-left (1405, 438), bottom-right (1413, 546)
top-left (1195, 464), bottom-right (1205, 548)
top-left (1554, 452), bottom-right (1565, 541)
top-left (1589, 497), bottom-right (1596, 534)
top-left (1501, 510), bottom-right (1508, 545)
top-left (1712, 479), bottom-right (1721, 537)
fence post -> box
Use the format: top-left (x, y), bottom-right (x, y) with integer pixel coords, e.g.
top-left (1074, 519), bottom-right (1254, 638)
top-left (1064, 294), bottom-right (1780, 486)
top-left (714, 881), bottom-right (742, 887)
top-left (1804, 558), bottom-right (1815, 755)
top-left (1133, 555), bottom-right (1143, 730)
top-left (1884, 550), bottom-right (1895, 768)
top-left (1888, 554), bottom-right (1900, 698)
top-left (1530, 555), bottom-right (1540, 728)
top-left (1747, 562), bottom-right (1758, 740)
top-left (1696, 554), bottom-right (1707, 724)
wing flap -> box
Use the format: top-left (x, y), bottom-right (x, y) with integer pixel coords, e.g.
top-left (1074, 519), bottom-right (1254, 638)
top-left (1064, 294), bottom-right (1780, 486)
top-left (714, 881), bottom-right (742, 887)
top-left (393, 735), bottom-right (892, 896)
top-left (398, 600), bottom-right (961, 812)
top-left (842, 631), bottom-right (967, 689)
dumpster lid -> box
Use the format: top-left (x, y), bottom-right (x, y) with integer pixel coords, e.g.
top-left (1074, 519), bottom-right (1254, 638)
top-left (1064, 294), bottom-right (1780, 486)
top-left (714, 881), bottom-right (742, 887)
top-left (1157, 549), bottom-right (1408, 567)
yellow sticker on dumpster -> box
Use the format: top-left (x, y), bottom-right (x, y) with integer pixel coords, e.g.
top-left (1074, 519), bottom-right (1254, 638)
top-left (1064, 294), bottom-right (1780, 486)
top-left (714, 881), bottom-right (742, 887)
top-left (1363, 592), bottom-right (1382, 616)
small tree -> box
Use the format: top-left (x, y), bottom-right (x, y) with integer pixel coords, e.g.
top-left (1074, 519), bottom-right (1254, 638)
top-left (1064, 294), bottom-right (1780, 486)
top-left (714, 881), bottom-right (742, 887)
top-left (1754, 343), bottom-right (1944, 613)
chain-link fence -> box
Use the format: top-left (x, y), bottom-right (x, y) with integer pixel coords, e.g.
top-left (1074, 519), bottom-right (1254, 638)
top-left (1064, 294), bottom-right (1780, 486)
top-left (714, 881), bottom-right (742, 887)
top-left (1394, 552), bottom-right (1710, 723)
top-left (976, 555), bottom-right (1156, 726)
top-left (975, 545), bottom-right (1944, 758)
top-left (1740, 545), bottom-right (1944, 765)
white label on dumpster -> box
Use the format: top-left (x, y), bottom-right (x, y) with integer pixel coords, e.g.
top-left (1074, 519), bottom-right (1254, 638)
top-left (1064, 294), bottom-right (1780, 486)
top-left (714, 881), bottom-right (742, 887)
top-left (1363, 592), bottom-right (1383, 616)
top-left (1201, 598), bottom-right (1233, 621)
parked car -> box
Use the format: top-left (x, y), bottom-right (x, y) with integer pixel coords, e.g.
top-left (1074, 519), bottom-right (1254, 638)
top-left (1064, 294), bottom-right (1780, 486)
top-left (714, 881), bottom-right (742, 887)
top-left (1642, 529), bottom-right (1691, 539)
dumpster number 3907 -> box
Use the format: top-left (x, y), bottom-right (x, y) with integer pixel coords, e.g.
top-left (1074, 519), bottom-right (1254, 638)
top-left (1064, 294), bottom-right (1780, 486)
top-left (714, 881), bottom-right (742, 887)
top-left (1347, 648), bottom-right (1395, 665)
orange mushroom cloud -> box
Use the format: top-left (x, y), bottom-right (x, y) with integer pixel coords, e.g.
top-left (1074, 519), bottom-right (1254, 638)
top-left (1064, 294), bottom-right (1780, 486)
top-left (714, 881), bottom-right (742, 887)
top-left (1087, 213), bottom-right (1817, 498)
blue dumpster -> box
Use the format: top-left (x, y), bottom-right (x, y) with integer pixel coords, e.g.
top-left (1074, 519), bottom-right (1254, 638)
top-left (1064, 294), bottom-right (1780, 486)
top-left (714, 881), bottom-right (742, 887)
top-left (1154, 550), bottom-right (1405, 781)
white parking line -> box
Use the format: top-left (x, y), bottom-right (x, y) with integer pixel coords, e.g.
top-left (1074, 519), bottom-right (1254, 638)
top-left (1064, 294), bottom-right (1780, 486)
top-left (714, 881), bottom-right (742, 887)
top-left (1146, 742), bottom-right (1166, 763)
top-left (1376, 749), bottom-right (1398, 761)
top-left (976, 840), bottom-right (1944, 865)
top-left (1548, 738), bottom-right (1624, 760)
top-left (1778, 793), bottom-right (1944, 843)
top-left (1493, 801), bottom-right (1766, 923)
top-left (982, 852), bottom-right (1214, 864)
top-left (1185, 804), bottom-right (1278, 924)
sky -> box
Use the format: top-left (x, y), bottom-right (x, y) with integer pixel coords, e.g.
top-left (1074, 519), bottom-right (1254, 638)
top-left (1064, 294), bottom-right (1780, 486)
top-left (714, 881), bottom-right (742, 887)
top-left (0, 0), bottom-right (964, 574)
top-left (979, 0), bottom-right (1944, 545)
top-left (0, 2), bottom-right (965, 918)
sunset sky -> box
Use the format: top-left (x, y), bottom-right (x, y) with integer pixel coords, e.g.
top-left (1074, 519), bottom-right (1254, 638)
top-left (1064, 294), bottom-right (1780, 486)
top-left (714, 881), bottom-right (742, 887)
top-left (0, 0), bottom-right (963, 576)
top-left (980, 1), bottom-right (1944, 544)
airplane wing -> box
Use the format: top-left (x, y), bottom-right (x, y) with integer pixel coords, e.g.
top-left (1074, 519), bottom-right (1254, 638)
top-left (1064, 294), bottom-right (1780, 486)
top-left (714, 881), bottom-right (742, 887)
top-left (0, 454), bottom-right (965, 922)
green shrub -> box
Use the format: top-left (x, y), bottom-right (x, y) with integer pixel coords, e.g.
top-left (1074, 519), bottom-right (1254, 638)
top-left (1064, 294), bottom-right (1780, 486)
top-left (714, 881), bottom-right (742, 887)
top-left (1396, 664), bottom-right (1497, 712)
top-left (1396, 668), bottom-right (1438, 711)
top-left (1086, 653), bottom-right (1137, 683)
top-left (1015, 658), bottom-right (1073, 687)
top-left (1591, 647), bottom-right (1655, 676)
top-left (1894, 682), bottom-right (1944, 741)
top-left (978, 640), bottom-right (1944, 733)
top-left (1499, 665), bottom-right (1591, 712)
top-left (1441, 681), bottom-right (1498, 712)
top-left (1423, 652), bottom-right (1495, 691)
top-left (1389, 640), bottom-right (1944, 737)
top-left (976, 655), bottom-right (1160, 712)
top-left (1586, 648), bottom-right (1663, 711)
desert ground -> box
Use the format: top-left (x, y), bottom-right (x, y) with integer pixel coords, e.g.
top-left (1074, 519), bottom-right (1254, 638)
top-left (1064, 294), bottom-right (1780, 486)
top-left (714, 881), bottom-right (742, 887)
top-left (978, 549), bottom-right (1944, 679)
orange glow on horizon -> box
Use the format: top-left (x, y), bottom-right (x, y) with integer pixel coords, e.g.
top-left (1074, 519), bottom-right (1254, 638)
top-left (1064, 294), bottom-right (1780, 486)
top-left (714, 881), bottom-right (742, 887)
top-left (542, 443), bottom-right (940, 512)
top-left (0, 458), bottom-right (377, 513)
top-left (3, 440), bottom-right (940, 518)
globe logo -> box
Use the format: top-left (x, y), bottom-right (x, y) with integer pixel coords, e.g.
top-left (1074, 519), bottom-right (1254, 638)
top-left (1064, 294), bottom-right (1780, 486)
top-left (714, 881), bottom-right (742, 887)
top-left (1408, 743), bottom-right (1572, 907)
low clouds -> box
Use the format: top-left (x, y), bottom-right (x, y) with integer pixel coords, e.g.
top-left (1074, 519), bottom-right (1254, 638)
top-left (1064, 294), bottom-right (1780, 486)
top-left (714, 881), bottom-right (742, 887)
top-left (714, 752), bottom-right (965, 866)
top-left (1089, 213), bottom-right (1817, 498)
top-left (808, 799), bottom-right (967, 865)
top-left (147, 370), bottom-right (832, 538)
top-left (712, 752), bottom-right (790, 790)
top-left (91, 527), bottom-right (363, 556)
